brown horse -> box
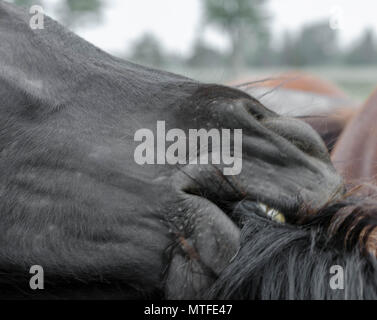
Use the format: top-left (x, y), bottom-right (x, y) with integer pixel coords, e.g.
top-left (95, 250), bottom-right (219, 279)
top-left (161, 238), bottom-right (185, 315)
top-left (332, 88), bottom-right (377, 193)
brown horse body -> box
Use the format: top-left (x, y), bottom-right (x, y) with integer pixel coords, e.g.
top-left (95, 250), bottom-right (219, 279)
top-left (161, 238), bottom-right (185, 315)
top-left (332, 89), bottom-right (377, 192)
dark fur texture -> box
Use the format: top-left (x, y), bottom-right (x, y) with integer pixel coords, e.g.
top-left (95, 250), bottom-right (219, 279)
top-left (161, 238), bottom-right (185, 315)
top-left (208, 197), bottom-right (377, 299)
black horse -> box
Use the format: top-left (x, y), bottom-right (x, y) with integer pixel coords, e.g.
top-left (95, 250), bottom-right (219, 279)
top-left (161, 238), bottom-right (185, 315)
top-left (1, 2), bottom-right (376, 299)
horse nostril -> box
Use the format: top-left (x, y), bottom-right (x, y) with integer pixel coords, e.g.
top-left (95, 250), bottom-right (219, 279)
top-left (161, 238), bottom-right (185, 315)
top-left (241, 97), bottom-right (277, 121)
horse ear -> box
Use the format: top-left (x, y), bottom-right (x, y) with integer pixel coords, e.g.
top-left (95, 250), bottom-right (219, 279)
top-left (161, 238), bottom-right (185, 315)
top-left (299, 108), bottom-right (356, 153)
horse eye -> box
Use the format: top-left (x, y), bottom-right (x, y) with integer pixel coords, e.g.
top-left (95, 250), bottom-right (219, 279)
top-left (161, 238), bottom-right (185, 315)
top-left (232, 201), bottom-right (286, 226)
top-left (258, 203), bottom-right (286, 224)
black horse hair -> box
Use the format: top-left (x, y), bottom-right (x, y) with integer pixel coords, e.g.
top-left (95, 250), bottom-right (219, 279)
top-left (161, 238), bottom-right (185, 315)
top-left (207, 195), bottom-right (377, 299)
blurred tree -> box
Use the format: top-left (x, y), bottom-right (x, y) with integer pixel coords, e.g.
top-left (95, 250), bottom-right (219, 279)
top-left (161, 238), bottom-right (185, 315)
top-left (346, 29), bottom-right (377, 65)
top-left (187, 39), bottom-right (226, 67)
top-left (280, 31), bottom-right (299, 66)
top-left (61, 0), bottom-right (104, 27)
top-left (279, 21), bottom-right (339, 66)
top-left (247, 29), bottom-right (278, 66)
top-left (129, 33), bottom-right (165, 68)
top-left (13, 0), bottom-right (38, 5)
top-left (297, 21), bottom-right (339, 65)
top-left (202, 0), bottom-right (269, 71)
top-left (12, 0), bottom-right (105, 27)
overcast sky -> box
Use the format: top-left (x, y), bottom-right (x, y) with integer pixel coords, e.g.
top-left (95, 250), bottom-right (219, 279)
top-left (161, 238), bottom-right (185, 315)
top-left (50, 0), bottom-right (377, 56)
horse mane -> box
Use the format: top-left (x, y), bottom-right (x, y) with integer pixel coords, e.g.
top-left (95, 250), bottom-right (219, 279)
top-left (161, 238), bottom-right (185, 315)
top-left (207, 191), bottom-right (377, 299)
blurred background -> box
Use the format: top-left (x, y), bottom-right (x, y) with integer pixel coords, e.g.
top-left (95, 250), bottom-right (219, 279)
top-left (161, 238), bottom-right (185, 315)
top-left (9, 0), bottom-right (377, 102)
